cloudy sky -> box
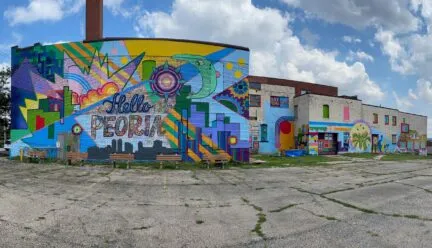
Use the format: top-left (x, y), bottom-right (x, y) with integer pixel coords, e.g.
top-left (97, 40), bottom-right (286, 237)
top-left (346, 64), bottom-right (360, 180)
top-left (1, 0), bottom-right (431, 136)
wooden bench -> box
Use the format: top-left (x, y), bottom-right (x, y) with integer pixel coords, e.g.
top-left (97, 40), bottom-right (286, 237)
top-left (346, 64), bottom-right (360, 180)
top-left (156, 154), bottom-right (182, 169)
top-left (66, 152), bottom-right (88, 166)
top-left (202, 154), bottom-right (230, 169)
top-left (110, 153), bottom-right (134, 169)
top-left (27, 150), bottom-right (47, 163)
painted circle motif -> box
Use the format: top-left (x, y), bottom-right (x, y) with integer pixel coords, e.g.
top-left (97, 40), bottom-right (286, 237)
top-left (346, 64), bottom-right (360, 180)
top-left (150, 63), bottom-right (183, 97)
top-left (279, 121), bottom-right (292, 134)
top-left (229, 136), bottom-right (238, 145)
top-left (72, 124), bottom-right (83, 135)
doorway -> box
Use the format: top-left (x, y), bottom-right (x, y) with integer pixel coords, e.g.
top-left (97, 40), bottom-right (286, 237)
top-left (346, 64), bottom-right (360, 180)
top-left (372, 134), bottom-right (379, 153)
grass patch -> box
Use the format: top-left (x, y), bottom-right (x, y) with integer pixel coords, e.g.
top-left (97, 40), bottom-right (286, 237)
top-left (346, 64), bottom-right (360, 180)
top-left (244, 154), bottom-right (348, 168)
top-left (252, 212), bottom-right (267, 239)
top-left (380, 153), bottom-right (432, 161)
top-left (342, 153), bottom-right (377, 159)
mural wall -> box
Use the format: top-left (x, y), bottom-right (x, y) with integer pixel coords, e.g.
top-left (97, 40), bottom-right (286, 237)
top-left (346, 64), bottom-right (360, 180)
top-left (307, 120), bottom-right (426, 155)
top-left (10, 39), bottom-right (250, 162)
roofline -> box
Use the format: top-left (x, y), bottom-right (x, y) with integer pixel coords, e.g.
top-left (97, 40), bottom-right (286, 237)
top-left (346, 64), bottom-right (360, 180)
top-left (399, 111), bottom-right (428, 118)
top-left (362, 104), bottom-right (398, 111)
top-left (83, 37), bottom-right (250, 51)
top-left (12, 38), bottom-right (250, 52)
top-left (248, 75), bottom-right (338, 90)
top-left (294, 92), bottom-right (362, 101)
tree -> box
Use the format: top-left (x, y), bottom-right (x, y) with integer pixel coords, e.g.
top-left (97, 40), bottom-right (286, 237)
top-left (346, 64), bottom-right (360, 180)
top-left (0, 66), bottom-right (11, 145)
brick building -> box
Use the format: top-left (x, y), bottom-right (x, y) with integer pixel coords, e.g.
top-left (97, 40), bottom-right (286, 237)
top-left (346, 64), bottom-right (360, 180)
top-left (248, 76), bottom-right (427, 155)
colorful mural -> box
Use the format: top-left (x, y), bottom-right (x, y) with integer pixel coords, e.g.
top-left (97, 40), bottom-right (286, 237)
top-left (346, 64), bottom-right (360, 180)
top-left (258, 100), bottom-right (295, 154)
top-left (10, 39), bottom-right (250, 162)
top-left (307, 120), bottom-right (426, 155)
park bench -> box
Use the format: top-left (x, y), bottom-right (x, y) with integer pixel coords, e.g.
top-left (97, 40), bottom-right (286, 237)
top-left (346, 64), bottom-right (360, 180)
top-left (156, 154), bottom-right (182, 169)
top-left (202, 153), bottom-right (229, 169)
top-left (27, 150), bottom-right (47, 163)
top-left (110, 153), bottom-right (134, 169)
top-left (66, 152), bottom-right (88, 166)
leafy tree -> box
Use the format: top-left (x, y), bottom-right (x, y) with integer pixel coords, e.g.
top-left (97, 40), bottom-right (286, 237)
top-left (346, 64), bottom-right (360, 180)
top-left (0, 66), bottom-right (11, 145)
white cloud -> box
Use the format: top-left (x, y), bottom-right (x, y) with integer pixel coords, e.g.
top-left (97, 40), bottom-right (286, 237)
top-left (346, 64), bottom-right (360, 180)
top-left (342, 36), bottom-right (361, 44)
top-left (135, 0), bottom-right (384, 102)
top-left (299, 28), bottom-right (320, 46)
top-left (282, 0), bottom-right (420, 33)
top-left (392, 91), bottom-right (414, 111)
top-left (4, 0), bottom-right (130, 26)
top-left (416, 79), bottom-right (432, 103)
top-left (4, 0), bottom-right (64, 26)
top-left (346, 50), bottom-right (374, 62)
top-left (408, 88), bottom-right (418, 100)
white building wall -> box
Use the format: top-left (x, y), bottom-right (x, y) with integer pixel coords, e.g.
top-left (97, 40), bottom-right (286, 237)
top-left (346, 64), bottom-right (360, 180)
top-left (362, 105), bottom-right (400, 138)
top-left (307, 95), bottom-right (362, 123)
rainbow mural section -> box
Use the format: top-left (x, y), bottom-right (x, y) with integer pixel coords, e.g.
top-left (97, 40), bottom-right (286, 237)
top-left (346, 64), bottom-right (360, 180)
top-left (10, 39), bottom-right (250, 162)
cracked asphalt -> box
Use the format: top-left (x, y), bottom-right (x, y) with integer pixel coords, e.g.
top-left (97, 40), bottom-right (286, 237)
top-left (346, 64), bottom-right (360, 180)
top-left (1, 158), bottom-right (432, 247)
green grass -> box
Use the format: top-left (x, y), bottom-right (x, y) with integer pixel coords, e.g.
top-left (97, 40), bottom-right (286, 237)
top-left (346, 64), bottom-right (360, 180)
top-left (343, 152), bottom-right (432, 161)
top-left (244, 154), bottom-right (347, 168)
top-left (342, 153), bottom-right (377, 159)
top-left (380, 153), bottom-right (432, 161)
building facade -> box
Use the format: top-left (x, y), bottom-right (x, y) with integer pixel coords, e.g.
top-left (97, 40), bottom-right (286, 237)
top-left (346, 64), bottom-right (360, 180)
top-left (249, 76), bottom-right (428, 155)
top-left (10, 39), bottom-right (251, 162)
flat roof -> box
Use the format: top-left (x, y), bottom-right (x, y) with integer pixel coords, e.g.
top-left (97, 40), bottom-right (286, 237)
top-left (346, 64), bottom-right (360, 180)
top-left (13, 38), bottom-right (250, 52)
top-left (83, 37), bottom-right (250, 51)
top-left (248, 75), bottom-right (338, 90)
top-left (294, 92), bottom-right (362, 101)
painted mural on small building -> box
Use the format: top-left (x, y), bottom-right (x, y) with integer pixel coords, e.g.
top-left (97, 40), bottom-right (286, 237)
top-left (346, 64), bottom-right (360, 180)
top-left (10, 39), bottom-right (250, 162)
top-left (306, 120), bottom-right (426, 155)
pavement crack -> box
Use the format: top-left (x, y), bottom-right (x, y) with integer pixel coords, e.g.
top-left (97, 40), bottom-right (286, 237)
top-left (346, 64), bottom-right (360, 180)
top-left (269, 203), bottom-right (298, 213)
top-left (322, 187), bottom-right (355, 195)
top-left (241, 197), bottom-right (267, 240)
top-left (290, 186), bottom-right (432, 222)
top-left (396, 182), bottom-right (432, 194)
top-left (297, 207), bottom-right (340, 221)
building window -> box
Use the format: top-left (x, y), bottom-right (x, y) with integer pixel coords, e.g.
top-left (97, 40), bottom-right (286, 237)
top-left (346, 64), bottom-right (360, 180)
top-left (392, 116), bottom-right (397, 126)
top-left (249, 116), bottom-right (258, 120)
top-left (270, 96), bottom-right (289, 108)
top-left (385, 115), bottom-right (389, 125)
top-left (403, 118), bottom-right (406, 123)
top-left (373, 113), bottom-right (378, 124)
top-left (250, 94), bottom-right (261, 107)
top-left (249, 82), bottom-right (261, 90)
top-left (323, 105), bottom-right (330, 119)
top-left (294, 105), bottom-right (298, 120)
top-left (392, 134), bottom-right (397, 144)
top-left (301, 89), bottom-right (310, 95)
top-left (260, 124), bottom-right (268, 142)
top-left (343, 106), bottom-right (350, 121)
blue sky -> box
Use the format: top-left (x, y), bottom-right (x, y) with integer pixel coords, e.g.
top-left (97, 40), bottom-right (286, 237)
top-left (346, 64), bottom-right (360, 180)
top-left (1, 0), bottom-right (431, 135)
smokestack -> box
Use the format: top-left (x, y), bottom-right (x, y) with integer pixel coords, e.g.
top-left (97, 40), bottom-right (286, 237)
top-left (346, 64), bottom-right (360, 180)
top-left (86, 0), bottom-right (103, 41)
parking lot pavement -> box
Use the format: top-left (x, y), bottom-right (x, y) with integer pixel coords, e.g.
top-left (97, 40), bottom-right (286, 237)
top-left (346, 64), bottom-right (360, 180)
top-left (1, 159), bottom-right (432, 248)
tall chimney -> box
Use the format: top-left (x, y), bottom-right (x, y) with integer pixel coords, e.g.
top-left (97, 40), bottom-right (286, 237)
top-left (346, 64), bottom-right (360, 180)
top-left (86, 0), bottom-right (103, 41)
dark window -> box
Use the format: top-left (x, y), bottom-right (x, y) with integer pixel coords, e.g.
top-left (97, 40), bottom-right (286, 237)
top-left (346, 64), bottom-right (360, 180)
top-left (249, 116), bottom-right (258, 120)
top-left (249, 82), bottom-right (261, 90)
top-left (294, 105), bottom-right (298, 120)
top-left (323, 105), bottom-right (330, 119)
top-left (373, 113), bottom-right (378, 124)
top-left (250, 94), bottom-right (261, 107)
top-left (392, 135), bottom-right (397, 144)
top-left (260, 124), bottom-right (268, 142)
top-left (385, 115), bottom-right (389, 125)
top-left (392, 116), bottom-right (397, 126)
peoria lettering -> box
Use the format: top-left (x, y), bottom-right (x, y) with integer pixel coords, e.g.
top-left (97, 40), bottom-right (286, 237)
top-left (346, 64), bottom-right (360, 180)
top-left (91, 93), bottom-right (163, 138)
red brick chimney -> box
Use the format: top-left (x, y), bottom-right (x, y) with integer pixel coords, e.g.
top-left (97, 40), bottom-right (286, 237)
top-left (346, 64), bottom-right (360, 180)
top-left (86, 0), bottom-right (103, 41)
